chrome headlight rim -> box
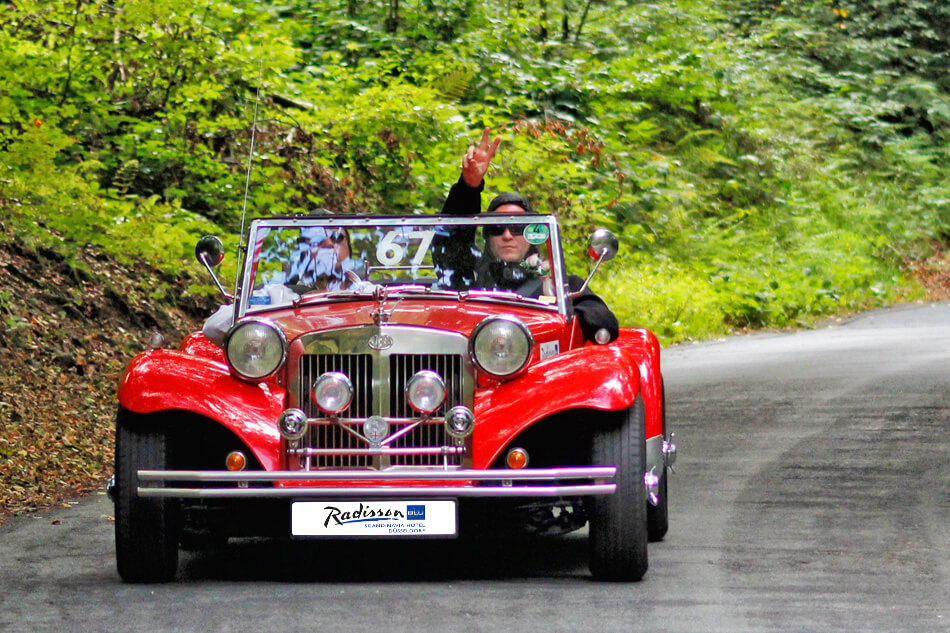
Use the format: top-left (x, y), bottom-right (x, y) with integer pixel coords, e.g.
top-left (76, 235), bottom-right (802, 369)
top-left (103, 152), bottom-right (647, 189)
top-left (278, 408), bottom-right (309, 441)
top-left (224, 318), bottom-right (288, 381)
top-left (445, 405), bottom-right (475, 438)
top-left (469, 314), bottom-right (534, 378)
top-left (405, 370), bottom-right (447, 414)
top-left (311, 371), bottom-right (354, 415)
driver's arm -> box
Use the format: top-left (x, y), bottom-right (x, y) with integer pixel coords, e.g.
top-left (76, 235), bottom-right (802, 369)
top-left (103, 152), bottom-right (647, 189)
top-left (441, 175), bottom-right (483, 215)
top-left (441, 128), bottom-right (500, 215)
top-left (567, 275), bottom-right (620, 343)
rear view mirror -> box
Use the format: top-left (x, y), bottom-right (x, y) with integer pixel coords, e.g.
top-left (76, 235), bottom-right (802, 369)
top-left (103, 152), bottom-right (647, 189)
top-left (195, 235), bottom-right (232, 300)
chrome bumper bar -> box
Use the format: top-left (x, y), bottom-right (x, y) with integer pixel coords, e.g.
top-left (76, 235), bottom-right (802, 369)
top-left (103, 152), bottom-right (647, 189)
top-left (136, 467), bottom-right (617, 499)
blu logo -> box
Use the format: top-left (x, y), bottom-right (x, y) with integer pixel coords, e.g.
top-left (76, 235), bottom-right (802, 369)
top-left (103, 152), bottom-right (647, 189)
top-left (407, 505), bottom-right (425, 520)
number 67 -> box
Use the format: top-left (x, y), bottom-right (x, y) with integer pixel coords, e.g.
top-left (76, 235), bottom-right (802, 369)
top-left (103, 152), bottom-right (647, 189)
top-left (376, 230), bottom-right (434, 267)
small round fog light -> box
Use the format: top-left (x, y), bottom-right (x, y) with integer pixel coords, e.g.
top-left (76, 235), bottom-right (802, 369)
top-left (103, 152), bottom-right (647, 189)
top-left (444, 406), bottom-right (474, 438)
top-left (312, 372), bottom-right (353, 415)
top-left (278, 408), bottom-right (308, 440)
top-left (406, 370), bottom-right (446, 414)
top-left (506, 447), bottom-right (529, 469)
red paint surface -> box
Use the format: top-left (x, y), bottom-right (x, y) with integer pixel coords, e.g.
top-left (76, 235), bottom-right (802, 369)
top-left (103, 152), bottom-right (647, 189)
top-left (118, 348), bottom-right (284, 470)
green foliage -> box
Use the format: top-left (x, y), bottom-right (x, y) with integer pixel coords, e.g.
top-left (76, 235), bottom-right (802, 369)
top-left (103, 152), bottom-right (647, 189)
top-left (1, 0), bottom-right (946, 342)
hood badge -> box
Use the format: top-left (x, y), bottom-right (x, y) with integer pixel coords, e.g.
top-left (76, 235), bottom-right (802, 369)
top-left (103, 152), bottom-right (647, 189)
top-left (367, 334), bottom-right (394, 350)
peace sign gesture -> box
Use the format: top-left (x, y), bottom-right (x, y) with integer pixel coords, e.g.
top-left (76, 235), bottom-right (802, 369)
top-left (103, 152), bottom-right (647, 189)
top-left (461, 128), bottom-right (501, 188)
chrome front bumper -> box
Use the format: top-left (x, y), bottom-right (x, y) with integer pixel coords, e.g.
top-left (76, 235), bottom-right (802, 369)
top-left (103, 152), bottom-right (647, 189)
top-left (136, 467), bottom-right (617, 499)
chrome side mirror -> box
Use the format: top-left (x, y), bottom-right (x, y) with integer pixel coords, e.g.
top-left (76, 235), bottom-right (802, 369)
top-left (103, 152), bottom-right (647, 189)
top-left (587, 228), bottom-right (619, 263)
top-left (195, 235), bottom-right (225, 268)
top-left (570, 228), bottom-right (620, 298)
top-left (195, 235), bottom-right (233, 300)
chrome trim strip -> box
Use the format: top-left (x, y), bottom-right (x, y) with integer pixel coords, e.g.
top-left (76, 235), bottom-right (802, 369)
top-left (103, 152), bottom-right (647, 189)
top-left (289, 446), bottom-right (465, 457)
top-left (137, 466), bottom-right (617, 498)
top-left (646, 434), bottom-right (663, 475)
top-left (139, 466), bottom-right (616, 482)
top-left (138, 484), bottom-right (616, 499)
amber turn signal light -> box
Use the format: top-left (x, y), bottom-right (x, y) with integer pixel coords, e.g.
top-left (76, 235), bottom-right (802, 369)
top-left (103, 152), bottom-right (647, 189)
top-left (506, 447), bottom-right (529, 469)
top-left (226, 451), bottom-right (247, 471)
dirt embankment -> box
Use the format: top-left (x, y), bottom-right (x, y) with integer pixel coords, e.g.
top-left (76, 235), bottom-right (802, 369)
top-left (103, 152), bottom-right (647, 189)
top-left (0, 230), bottom-right (212, 523)
top-left (910, 244), bottom-right (950, 301)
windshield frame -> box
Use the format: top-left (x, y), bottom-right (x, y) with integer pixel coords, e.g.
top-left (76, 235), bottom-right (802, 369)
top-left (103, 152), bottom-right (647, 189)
top-left (234, 214), bottom-right (569, 319)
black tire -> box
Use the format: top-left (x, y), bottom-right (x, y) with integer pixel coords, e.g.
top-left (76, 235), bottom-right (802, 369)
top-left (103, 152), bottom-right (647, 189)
top-left (589, 396), bottom-right (649, 581)
top-left (114, 413), bottom-right (180, 583)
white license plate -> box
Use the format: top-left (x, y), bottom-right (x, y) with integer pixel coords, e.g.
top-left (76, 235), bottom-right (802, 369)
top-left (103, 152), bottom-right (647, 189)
top-left (292, 500), bottom-right (457, 537)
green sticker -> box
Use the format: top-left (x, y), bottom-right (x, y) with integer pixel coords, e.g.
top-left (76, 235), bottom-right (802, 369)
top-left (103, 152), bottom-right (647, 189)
top-left (523, 224), bottom-right (549, 245)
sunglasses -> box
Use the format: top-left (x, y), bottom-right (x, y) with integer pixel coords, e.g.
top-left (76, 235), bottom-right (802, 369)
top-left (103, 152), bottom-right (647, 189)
top-left (313, 231), bottom-right (347, 246)
top-left (486, 224), bottom-right (528, 237)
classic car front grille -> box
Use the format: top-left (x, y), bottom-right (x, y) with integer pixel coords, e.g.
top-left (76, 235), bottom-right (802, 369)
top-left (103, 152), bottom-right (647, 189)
top-left (389, 354), bottom-right (464, 418)
top-left (300, 353), bottom-right (373, 418)
top-left (296, 352), bottom-right (467, 469)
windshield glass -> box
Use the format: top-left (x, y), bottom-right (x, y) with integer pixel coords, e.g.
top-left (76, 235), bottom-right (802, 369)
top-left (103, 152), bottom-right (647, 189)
top-left (240, 216), bottom-right (565, 313)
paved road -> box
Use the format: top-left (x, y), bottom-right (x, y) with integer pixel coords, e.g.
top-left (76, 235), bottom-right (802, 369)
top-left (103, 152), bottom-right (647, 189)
top-left (1, 303), bottom-right (947, 633)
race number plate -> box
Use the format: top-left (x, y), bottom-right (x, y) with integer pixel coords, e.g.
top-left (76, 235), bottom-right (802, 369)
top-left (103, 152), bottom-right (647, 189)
top-left (292, 500), bottom-right (457, 537)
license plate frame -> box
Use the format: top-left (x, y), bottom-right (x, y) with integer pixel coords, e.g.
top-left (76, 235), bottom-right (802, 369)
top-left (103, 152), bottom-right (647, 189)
top-left (291, 499), bottom-right (458, 538)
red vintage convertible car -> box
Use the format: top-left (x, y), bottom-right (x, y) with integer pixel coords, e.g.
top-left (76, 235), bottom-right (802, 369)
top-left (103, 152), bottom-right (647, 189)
top-left (112, 214), bottom-right (675, 582)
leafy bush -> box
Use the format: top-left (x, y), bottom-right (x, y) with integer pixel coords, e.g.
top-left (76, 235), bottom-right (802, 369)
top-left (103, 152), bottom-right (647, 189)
top-left (1, 0), bottom-right (946, 342)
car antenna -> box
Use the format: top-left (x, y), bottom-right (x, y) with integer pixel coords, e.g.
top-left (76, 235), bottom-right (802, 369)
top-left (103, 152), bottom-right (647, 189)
top-left (233, 55), bottom-right (265, 297)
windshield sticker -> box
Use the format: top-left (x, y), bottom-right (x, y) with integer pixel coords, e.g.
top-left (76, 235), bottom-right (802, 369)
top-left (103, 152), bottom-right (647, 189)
top-left (376, 229), bottom-right (434, 266)
top-left (523, 224), bottom-right (549, 245)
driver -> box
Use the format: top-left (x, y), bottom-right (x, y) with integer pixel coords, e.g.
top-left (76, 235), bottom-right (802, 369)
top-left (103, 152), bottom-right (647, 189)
top-left (441, 128), bottom-right (619, 343)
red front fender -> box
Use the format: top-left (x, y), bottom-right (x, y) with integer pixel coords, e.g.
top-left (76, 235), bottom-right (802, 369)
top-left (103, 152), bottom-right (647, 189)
top-left (613, 327), bottom-right (663, 439)
top-left (117, 350), bottom-right (285, 470)
top-left (474, 344), bottom-right (643, 469)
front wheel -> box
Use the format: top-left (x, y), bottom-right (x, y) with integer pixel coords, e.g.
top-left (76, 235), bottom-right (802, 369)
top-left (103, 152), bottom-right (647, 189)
top-left (114, 413), bottom-right (180, 583)
top-left (588, 397), bottom-right (649, 581)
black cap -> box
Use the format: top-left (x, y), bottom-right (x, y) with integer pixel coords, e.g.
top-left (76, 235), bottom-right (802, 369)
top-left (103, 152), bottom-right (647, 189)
top-left (486, 192), bottom-right (534, 213)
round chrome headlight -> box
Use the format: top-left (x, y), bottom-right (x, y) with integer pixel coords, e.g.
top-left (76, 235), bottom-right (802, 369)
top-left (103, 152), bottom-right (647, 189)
top-left (311, 372), bottom-right (353, 415)
top-left (406, 370), bottom-right (446, 414)
top-left (225, 319), bottom-right (287, 380)
top-left (470, 315), bottom-right (534, 377)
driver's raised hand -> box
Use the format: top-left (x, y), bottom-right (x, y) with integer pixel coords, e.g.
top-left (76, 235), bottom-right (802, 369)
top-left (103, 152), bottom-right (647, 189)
top-left (461, 128), bottom-right (501, 188)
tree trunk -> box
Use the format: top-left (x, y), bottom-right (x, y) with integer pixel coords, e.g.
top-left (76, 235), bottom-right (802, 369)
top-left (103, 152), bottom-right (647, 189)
top-left (562, 0), bottom-right (571, 40)
top-left (539, 0), bottom-right (549, 39)
top-left (385, 0), bottom-right (400, 32)
top-left (575, 0), bottom-right (593, 41)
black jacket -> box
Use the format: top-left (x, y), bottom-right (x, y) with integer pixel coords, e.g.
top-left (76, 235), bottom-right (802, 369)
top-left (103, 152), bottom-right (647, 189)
top-left (440, 176), bottom-right (620, 342)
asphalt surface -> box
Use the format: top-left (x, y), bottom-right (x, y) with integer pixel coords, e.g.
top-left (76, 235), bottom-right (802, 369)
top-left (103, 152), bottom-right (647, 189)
top-left (1, 302), bottom-right (947, 633)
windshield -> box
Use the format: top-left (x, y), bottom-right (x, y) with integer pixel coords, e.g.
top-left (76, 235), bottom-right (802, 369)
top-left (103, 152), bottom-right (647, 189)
top-left (238, 215), bottom-right (566, 315)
